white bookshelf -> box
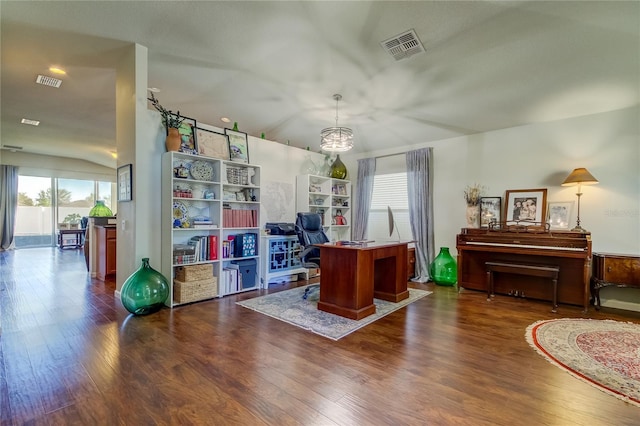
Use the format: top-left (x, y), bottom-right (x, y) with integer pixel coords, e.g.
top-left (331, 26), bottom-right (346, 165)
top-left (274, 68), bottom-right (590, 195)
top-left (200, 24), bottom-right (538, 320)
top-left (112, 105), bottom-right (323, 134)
top-left (295, 174), bottom-right (351, 242)
top-left (161, 152), bottom-right (261, 306)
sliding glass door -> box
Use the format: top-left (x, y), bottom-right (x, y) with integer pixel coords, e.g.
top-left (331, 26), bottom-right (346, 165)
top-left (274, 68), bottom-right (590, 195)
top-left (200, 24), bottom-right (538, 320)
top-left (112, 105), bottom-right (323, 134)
top-left (15, 175), bottom-right (116, 248)
top-left (15, 176), bottom-right (55, 248)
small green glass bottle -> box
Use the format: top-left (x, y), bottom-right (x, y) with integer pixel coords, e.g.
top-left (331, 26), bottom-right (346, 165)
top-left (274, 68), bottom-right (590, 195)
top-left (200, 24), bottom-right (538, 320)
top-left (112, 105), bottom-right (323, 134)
top-left (120, 258), bottom-right (169, 315)
top-left (429, 247), bottom-right (457, 286)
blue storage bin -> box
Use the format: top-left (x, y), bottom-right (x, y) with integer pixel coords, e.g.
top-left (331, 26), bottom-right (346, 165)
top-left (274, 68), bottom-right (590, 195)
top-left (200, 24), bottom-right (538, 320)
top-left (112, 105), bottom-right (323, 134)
top-left (232, 259), bottom-right (257, 289)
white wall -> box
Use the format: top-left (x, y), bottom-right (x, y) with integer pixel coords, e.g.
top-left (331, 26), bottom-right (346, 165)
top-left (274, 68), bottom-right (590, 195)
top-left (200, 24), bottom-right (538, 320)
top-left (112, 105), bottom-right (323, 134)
top-left (343, 106), bottom-right (640, 311)
top-left (195, 124), bottom-right (327, 226)
top-left (2, 151), bottom-right (116, 181)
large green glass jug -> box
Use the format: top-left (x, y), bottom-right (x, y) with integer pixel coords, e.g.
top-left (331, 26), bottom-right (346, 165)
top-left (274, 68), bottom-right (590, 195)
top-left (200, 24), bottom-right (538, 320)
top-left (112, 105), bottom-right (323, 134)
top-left (120, 258), bottom-right (169, 315)
top-left (89, 200), bottom-right (113, 217)
top-left (330, 155), bottom-right (348, 179)
top-left (429, 247), bottom-right (457, 286)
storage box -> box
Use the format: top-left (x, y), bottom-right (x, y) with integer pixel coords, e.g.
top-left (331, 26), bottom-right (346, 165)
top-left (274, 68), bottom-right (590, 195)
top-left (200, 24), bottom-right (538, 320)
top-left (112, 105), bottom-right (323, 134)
top-left (174, 277), bottom-right (218, 303)
top-left (232, 258), bottom-right (257, 289)
top-left (175, 263), bottom-right (213, 282)
top-left (233, 233), bottom-right (257, 257)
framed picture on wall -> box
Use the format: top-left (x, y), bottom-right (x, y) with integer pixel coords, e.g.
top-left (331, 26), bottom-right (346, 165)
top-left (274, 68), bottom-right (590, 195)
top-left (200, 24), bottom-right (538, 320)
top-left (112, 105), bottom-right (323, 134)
top-left (225, 128), bottom-right (249, 163)
top-left (196, 127), bottom-right (229, 160)
top-left (547, 201), bottom-right (574, 230)
top-left (504, 188), bottom-right (547, 223)
top-left (479, 197), bottom-right (501, 227)
top-left (171, 115), bottom-right (197, 155)
top-left (117, 164), bottom-right (132, 202)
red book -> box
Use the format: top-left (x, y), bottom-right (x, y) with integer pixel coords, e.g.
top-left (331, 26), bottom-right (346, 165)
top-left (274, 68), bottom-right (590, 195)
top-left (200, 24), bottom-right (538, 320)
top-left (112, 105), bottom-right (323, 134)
top-left (209, 235), bottom-right (218, 260)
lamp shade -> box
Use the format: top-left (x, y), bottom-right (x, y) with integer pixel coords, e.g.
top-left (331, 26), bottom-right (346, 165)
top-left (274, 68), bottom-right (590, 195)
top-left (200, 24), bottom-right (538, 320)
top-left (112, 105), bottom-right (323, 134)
top-left (561, 168), bottom-right (599, 186)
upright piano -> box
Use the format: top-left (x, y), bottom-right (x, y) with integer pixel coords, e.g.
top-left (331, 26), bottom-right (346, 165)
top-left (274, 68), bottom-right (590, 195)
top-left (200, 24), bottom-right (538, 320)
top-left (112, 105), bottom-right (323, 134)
top-left (456, 224), bottom-right (592, 311)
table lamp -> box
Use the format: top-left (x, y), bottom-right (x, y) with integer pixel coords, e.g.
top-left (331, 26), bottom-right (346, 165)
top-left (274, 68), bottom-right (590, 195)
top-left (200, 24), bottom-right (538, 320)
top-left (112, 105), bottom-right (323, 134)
top-left (561, 167), bottom-right (599, 232)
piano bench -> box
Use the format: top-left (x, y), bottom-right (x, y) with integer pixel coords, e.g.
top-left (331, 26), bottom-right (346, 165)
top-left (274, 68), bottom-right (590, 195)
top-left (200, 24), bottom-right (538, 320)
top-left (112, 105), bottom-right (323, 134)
top-left (485, 261), bottom-right (560, 313)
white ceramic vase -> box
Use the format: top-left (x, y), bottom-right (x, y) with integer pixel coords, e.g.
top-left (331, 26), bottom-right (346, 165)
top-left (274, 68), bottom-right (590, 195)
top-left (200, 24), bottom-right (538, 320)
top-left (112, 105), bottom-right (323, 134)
top-left (466, 204), bottom-right (480, 228)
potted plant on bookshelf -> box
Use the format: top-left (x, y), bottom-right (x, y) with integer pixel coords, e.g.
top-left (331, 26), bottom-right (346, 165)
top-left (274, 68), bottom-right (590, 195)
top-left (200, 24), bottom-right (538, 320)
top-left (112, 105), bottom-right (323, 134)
top-left (147, 92), bottom-right (186, 152)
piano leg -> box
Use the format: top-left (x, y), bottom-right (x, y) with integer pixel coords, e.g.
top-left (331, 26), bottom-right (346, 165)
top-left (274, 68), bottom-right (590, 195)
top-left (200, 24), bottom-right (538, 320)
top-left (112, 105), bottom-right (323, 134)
top-left (552, 277), bottom-right (558, 313)
top-left (486, 270), bottom-right (494, 301)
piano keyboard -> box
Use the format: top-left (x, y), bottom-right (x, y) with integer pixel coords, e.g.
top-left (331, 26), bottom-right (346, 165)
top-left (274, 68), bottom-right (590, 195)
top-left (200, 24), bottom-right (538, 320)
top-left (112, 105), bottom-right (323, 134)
top-left (465, 241), bottom-right (585, 252)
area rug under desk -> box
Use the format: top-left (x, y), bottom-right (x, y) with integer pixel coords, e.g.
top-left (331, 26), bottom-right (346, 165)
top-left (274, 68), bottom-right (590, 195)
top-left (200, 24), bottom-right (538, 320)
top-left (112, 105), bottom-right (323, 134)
top-left (237, 285), bottom-right (431, 340)
top-left (526, 318), bottom-right (640, 407)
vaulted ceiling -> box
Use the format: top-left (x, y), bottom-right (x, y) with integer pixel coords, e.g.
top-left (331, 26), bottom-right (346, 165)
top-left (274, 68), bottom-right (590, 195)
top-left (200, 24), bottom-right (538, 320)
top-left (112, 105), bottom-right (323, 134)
top-left (1, 1), bottom-right (638, 168)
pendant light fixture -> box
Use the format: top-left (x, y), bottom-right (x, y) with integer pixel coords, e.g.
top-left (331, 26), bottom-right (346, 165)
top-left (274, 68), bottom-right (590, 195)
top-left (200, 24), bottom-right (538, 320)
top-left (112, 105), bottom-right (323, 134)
top-left (320, 94), bottom-right (353, 152)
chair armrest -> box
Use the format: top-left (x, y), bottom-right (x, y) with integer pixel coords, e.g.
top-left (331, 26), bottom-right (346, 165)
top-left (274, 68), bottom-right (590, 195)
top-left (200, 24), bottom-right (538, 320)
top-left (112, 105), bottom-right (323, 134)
top-left (299, 245), bottom-right (320, 269)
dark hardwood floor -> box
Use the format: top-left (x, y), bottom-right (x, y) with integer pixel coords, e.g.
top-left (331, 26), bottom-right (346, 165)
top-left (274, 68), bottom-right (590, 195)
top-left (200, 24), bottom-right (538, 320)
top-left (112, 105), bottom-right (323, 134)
top-left (1, 247), bottom-right (638, 425)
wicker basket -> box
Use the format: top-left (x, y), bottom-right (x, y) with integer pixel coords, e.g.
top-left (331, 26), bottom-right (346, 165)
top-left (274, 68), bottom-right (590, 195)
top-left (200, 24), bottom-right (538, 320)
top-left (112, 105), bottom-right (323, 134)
top-left (174, 278), bottom-right (218, 303)
top-left (175, 264), bottom-right (213, 282)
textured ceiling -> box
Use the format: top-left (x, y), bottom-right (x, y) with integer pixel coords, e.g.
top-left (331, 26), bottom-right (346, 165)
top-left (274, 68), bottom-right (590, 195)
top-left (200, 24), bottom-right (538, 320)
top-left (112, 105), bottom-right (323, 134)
top-left (1, 1), bottom-right (638, 168)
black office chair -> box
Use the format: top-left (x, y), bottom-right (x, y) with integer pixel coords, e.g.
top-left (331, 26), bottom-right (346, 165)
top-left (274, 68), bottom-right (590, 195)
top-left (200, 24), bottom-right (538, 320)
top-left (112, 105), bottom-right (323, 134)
top-left (295, 212), bottom-right (330, 300)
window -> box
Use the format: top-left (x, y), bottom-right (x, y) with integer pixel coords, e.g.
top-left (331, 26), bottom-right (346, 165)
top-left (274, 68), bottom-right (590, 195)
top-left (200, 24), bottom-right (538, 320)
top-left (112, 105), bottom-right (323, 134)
top-left (367, 172), bottom-right (412, 241)
top-left (57, 178), bottom-right (94, 227)
top-left (15, 175), bottom-right (116, 248)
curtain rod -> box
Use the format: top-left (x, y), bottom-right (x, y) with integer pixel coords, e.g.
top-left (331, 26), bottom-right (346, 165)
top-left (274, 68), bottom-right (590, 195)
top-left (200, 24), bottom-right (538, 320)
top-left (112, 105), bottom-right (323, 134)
top-left (375, 152), bottom-right (405, 160)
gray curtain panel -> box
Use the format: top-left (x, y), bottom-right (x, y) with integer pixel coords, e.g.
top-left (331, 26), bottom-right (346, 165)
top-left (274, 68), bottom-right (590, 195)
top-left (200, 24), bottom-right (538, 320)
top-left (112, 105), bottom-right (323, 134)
top-left (0, 165), bottom-right (19, 250)
top-left (406, 148), bottom-right (434, 282)
top-left (352, 157), bottom-right (376, 241)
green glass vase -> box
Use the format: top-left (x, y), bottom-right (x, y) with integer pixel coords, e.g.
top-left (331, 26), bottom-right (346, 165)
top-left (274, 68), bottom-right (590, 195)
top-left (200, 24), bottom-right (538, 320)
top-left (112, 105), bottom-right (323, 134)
top-left (429, 247), bottom-right (457, 286)
top-left (330, 154), bottom-right (348, 179)
top-left (121, 258), bottom-right (169, 315)
top-left (89, 200), bottom-right (113, 217)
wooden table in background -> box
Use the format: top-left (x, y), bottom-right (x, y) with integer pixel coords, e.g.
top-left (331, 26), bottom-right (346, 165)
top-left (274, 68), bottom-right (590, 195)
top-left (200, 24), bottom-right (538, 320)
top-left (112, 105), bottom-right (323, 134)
top-left (57, 229), bottom-right (85, 249)
top-left (316, 241), bottom-right (410, 320)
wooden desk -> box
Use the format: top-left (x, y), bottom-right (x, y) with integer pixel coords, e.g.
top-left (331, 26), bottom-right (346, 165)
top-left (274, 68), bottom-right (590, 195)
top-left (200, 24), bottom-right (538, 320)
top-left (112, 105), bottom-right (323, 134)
top-left (58, 229), bottom-right (85, 249)
top-left (317, 241), bottom-right (409, 320)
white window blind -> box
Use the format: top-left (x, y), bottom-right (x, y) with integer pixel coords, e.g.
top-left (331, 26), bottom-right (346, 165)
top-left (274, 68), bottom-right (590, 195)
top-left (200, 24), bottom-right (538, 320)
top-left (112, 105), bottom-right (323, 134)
top-left (370, 173), bottom-right (408, 210)
top-left (367, 172), bottom-right (411, 241)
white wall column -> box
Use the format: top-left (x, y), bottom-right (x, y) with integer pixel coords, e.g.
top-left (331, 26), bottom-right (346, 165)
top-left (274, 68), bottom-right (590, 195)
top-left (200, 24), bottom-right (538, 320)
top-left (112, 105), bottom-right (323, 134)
top-left (115, 43), bottom-right (164, 292)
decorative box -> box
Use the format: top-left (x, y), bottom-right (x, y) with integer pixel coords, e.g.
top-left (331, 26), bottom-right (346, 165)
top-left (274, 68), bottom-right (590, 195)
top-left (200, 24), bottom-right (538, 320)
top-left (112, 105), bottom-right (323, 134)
top-left (174, 277), bottom-right (218, 303)
top-left (175, 263), bottom-right (213, 282)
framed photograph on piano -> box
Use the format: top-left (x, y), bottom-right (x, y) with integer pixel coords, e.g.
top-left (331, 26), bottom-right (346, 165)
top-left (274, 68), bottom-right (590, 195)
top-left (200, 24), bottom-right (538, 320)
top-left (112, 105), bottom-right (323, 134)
top-left (479, 197), bottom-right (501, 228)
top-left (547, 201), bottom-right (574, 230)
top-left (504, 188), bottom-right (547, 223)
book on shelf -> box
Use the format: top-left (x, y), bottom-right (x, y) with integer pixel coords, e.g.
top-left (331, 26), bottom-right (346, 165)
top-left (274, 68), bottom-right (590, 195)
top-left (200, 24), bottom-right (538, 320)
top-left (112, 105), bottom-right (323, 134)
top-left (222, 209), bottom-right (258, 228)
top-left (186, 236), bottom-right (215, 261)
top-left (224, 263), bottom-right (242, 292)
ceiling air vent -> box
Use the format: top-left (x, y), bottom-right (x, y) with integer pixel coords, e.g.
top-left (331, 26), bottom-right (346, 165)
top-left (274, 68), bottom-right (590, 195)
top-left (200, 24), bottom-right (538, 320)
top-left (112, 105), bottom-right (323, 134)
top-left (36, 74), bottom-right (62, 88)
top-left (1, 145), bottom-right (23, 151)
top-left (381, 29), bottom-right (425, 61)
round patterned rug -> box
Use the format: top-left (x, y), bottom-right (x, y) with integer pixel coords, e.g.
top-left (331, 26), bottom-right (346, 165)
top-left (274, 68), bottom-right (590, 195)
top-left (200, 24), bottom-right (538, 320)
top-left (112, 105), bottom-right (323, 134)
top-left (526, 318), bottom-right (640, 407)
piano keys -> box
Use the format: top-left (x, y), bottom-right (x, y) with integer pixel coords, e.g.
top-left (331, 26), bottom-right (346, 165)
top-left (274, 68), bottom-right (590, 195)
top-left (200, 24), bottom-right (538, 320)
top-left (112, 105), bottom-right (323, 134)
top-left (456, 226), bottom-right (592, 312)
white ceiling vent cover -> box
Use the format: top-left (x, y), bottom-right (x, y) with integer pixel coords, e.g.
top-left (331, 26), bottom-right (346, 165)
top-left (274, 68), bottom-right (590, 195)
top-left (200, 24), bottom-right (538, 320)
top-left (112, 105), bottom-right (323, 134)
top-left (381, 29), bottom-right (425, 61)
top-left (36, 74), bottom-right (62, 88)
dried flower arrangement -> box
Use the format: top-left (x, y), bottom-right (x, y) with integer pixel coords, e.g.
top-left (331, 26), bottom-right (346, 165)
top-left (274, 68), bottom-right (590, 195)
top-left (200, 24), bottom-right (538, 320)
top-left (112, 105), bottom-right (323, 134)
top-left (463, 183), bottom-right (486, 206)
top-left (147, 92), bottom-right (186, 129)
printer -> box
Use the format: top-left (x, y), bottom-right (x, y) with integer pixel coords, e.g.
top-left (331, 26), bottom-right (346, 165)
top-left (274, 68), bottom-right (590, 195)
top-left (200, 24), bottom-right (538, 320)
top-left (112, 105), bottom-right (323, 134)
top-left (265, 222), bottom-right (297, 236)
